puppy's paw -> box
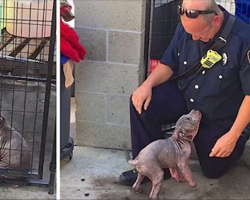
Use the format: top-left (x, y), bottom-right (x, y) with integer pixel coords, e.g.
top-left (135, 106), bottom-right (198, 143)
top-left (191, 183), bottom-right (198, 189)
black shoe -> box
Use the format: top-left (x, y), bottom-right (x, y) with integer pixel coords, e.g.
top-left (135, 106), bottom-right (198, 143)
top-left (119, 168), bottom-right (171, 186)
top-left (119, 169), bottom-right (141, 186)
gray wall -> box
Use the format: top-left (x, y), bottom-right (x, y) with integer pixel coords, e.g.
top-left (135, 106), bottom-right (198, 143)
top-left (74, 0), bottom-right (146, 149)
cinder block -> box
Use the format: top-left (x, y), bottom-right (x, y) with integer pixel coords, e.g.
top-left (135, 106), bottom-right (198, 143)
top-left (75, 61), bottom-right (139, 95)
top-left (108, 31), bottom-right (142, 64)
top-left (107, 94), bottom-right (130, 125)
top-left (75, 92), bottom-right (106, 123)
top-left (75, 120), bottom-right (131, 150)
top-left (76, 28), bottom-right (106, 61)
top-left (75, 0), bottom-right (146, 31)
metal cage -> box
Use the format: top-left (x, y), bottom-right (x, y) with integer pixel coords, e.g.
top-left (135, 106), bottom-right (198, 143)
top-left (0, 0), bottom-right (56, 194)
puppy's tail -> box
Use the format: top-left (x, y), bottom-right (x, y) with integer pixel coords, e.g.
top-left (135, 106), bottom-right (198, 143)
top-left (128, 159), bottom-right (138, 166)
top-left (122, 142), bottom-right (138, 166)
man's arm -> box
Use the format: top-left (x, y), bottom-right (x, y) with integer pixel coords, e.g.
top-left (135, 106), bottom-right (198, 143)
top-left (132, 63), bottom-right (174, 114)
top-left (210, 95), bottom-right (250, 157)
top-left (143, 63), bottom-right (174, 88)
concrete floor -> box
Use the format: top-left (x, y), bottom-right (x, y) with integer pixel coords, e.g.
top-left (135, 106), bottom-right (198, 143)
top-left (60, 98), bottom-right (250, 200)
top-left (61, 146), bottom-right (250, 200)
top-left (0, 184), bottom-right (56, 199)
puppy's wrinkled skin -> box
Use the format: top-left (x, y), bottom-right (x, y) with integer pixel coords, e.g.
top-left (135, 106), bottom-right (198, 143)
top-left (128, 109), bottom-right (202, 200)
top-left (0, 116), bottom-right (31, 176)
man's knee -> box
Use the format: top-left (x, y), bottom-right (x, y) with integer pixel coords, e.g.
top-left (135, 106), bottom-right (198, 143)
top-left (199, 158), bottom-right (229, 179)
top-left (201, 166), bottom-right (227, 179)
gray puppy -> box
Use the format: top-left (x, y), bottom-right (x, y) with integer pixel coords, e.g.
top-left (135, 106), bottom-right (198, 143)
top-left (0, 116), bottom-right (31, 174)
top-left (128, 109), bottom-right (202, 200)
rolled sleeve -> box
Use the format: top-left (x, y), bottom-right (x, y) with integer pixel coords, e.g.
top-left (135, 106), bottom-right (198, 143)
top-left (240, 48), bottom-right (250, 95)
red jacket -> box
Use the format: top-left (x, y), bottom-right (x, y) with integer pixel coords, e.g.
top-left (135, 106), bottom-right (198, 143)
top-left (60, 19), bottom-right (86, 62)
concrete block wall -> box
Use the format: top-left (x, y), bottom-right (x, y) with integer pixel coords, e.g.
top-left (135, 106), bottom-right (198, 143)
top-left (74, 0), bottom-right (146, 149)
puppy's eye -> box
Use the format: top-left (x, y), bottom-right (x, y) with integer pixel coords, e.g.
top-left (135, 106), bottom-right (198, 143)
top-left (179, 131), bottom-right (185, 135)
top-left (185, 117), bottom-right (191, 121)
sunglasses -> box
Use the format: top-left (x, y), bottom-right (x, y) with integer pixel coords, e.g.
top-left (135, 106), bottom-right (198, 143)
top-left (177, 5), bottom-right (217, 18)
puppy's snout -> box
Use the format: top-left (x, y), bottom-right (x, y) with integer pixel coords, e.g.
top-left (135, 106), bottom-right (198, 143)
top-left (190, 109), bottom-right (202, 117)
top-left (188, 110), bottom-right (202, 124)
top-left (191, 109), bottom-right (200, 113)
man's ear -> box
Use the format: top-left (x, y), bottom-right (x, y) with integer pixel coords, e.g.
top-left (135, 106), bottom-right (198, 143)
top-left (212, 14), bottom-right (220, 27)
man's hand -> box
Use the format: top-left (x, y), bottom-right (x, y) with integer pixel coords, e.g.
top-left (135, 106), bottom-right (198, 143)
top-left (131, 63), bottom-right (174, 114)
top-left (210, 96), bottom-right (250, 158)
top-left (209, 132), bottom-right (238, 158)
top-left (131, 84), bottom-right (152, 114)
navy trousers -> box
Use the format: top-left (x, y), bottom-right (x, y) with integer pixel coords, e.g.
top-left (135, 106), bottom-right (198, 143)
top-left (130, 81), bottom-right (247, 178)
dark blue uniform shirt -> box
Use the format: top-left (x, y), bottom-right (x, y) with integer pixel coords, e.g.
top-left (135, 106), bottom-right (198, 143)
top-left (161, 8), bottom-right (250, 121)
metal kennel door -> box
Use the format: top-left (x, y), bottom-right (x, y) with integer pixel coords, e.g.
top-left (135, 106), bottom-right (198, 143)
top-left (0, 0), bottom-right (56, 193)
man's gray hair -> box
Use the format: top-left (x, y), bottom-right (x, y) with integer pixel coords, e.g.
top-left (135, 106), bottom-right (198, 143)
top-left (182, 0), bottom-right (222, 24)
top-left (203, 0), bottom-right (222, 24)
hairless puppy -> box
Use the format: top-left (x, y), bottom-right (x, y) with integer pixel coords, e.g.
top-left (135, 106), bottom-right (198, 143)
top-left (0, 116), bottom-right (31, 178)
top-left (128, 109), bottom-right (202, 200)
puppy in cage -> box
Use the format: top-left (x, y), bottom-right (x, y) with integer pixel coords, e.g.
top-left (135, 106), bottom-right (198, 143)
top-left (0, 116), bottom-right (31, 178)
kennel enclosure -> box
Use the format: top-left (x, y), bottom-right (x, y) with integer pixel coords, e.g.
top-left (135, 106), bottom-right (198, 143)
top-left (0, 0), bottom-right (56, 194)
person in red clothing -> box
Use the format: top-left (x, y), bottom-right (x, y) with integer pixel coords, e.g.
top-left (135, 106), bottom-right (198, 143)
top-left (60, 0), bottom-right (86, 63)
top-left (60, 19), bottom-right (86, 63)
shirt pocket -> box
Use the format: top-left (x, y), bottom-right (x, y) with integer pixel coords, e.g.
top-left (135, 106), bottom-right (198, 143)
top-left (177, 51), bottom-right (201, 75)
top-left (221, 60), bottom-right (239, 81)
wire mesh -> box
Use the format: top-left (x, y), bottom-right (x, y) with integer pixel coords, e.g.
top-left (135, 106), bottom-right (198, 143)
top-left (148, 0), bottom-right (182, 72)
top-left (0, 0), bottom-right (56, 182)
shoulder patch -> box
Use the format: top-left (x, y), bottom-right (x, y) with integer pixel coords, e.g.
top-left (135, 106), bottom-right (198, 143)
top-left (248, 50), bottom-right (250, 65)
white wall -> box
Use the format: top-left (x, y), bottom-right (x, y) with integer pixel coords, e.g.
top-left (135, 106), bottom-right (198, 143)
top-left (216, 0), bottom-right (235, 14)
